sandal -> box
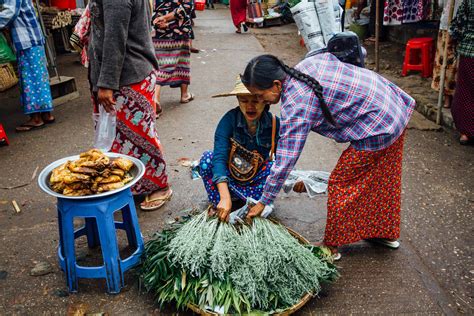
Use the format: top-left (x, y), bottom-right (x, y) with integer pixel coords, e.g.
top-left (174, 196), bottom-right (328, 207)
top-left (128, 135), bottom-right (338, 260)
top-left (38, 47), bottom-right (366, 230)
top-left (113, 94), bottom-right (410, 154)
top-left (180, 92), bottom-right (195, 104)
top-left (41, 114), bottom-right (56, 124)
top-left (365, 238), bottom-right (400, 249)
top-left (140, 189), bottom-right (173, 211)
top-left (15, 122), bottom-right (46, 132)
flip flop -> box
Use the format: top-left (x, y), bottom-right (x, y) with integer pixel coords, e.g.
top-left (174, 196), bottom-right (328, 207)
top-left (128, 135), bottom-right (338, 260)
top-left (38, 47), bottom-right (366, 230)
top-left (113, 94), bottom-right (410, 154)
top-left (242, 23), bottom-right (249, 32)
top-left (41, 114), bottom-right (56, 124)
top-left (43, 118), bottom-right (56, 124)
top-left (365, 238), bottom-right (400, 249)
top-left (180, 92), bottom-right (195, 104)
top-left (140, 189), bottom-right (173, 211)
top-left (15, 122), bottom-right (46, 132)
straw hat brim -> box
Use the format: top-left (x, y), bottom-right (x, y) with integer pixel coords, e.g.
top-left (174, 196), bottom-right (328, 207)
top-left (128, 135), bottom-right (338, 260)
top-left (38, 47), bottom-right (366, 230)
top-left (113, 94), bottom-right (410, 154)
top-left (212, 92), bottom-right (251, 98)
top-left (212, 76), bottom-right (252, 98)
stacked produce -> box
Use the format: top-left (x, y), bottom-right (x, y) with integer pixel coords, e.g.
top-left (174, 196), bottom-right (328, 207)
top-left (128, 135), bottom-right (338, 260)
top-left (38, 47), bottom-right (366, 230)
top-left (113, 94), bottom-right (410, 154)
top-left (49, 149), bottom-right (134, 196)
top-left (142, 212), bottom-right (338, 314)
top-left (39, 6), bottom-right (73, 30)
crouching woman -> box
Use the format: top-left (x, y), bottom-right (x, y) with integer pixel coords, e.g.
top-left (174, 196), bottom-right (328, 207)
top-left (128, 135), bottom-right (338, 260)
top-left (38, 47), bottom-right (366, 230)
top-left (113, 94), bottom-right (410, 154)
top-left (198, 78), bottom-right (280, 221)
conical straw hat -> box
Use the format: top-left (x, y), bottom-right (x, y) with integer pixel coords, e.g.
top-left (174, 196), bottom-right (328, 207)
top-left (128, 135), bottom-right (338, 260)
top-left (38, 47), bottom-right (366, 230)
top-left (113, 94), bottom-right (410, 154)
top-left (212, 76), bottom-right (251, 98)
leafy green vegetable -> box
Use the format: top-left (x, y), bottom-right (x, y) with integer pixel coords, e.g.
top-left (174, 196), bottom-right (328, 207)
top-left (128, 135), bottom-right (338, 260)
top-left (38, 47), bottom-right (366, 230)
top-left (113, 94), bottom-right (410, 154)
top-left (141, 212), bottom-right (338, 314)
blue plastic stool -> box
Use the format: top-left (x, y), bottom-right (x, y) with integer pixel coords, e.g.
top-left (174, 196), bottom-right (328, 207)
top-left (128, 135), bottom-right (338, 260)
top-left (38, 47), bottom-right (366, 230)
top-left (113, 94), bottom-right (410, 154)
top-left (56, 188), bottom-right (144, 294)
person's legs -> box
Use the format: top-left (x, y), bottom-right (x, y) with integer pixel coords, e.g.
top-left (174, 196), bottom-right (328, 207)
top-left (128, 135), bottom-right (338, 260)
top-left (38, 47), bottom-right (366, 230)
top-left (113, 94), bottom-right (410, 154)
top-left (451, 56), bottom-right (474, 144)
top-left (180, 84), bottom-right (194, 103)
top-left (323, 134), bottom-right (405, 251)
top-left (367, 0), bottom-right (386, 41)
top-left (155, 85), bottom-right (162, 115)
top-left (198, 151), bottom-right (221, 206)
top-left (16, 46), bottom-right (53, 132)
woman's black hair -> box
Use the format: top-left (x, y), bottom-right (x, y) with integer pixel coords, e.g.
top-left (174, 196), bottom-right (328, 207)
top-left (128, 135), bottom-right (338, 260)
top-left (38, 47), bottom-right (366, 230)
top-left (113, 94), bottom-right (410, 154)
top-left (241, 54), bottom-right (336, 126)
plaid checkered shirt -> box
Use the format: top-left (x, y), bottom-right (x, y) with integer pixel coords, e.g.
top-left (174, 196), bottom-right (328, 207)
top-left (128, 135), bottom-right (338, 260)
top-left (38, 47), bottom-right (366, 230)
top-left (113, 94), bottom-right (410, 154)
top-left (450, 0), bottom-right (474, 58)
top-left (0, 0), bottom-right (45, 51)
top-left (260, 53), bottom-right (415, 206)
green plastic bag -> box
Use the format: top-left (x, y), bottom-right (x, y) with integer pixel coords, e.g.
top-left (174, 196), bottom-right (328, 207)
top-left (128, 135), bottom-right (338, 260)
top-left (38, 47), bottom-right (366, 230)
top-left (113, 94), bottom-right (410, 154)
top-left (0, 34), bottom-right (16, 64)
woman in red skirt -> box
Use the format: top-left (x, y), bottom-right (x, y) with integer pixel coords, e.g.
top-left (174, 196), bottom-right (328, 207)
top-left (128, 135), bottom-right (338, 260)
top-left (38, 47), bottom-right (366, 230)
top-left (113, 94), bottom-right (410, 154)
top-left (230, 0), bottom-right (248, 33)
top-left (241, 54), bottom-right (415, 260)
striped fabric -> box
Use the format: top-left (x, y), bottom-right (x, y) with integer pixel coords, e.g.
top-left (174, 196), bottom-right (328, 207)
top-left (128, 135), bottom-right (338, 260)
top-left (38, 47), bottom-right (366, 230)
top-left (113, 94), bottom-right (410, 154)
top-left (260, 53), bottom-right (415, 206)
top-left (154, 39), bottom-right (191, 87)
top-left (0, 0), bottom-right (45, 51)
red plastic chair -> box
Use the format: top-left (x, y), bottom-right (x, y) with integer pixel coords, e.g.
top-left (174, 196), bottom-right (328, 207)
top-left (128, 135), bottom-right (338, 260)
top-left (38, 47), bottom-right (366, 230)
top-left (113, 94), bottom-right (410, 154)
top-left (402, 37), bottom-right (434, 78)
top-left (0, 124), bottom-right (8, 146)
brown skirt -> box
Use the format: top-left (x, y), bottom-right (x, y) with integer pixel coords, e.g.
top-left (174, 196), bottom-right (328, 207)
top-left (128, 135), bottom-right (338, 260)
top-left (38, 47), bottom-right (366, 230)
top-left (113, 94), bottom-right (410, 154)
top-left (431, 30), bottom-right (458, 96)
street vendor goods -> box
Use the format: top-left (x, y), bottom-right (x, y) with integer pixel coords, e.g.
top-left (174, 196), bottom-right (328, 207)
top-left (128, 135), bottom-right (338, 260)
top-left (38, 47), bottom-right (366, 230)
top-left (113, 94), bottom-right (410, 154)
top-left (49, 149), bottom-right (134, 196)
top-left (141, 212), bottom-right (338, 314)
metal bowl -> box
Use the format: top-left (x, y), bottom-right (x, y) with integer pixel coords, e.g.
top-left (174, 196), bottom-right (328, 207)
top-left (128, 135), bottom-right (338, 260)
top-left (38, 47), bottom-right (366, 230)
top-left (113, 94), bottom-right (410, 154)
top-left (38, 153), bottom-right (145, 200)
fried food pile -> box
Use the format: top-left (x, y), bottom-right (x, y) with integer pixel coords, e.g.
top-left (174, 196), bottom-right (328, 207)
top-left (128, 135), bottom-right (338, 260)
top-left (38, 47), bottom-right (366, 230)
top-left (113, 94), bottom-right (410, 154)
top-left (49, 149), bottom-right (135, 196)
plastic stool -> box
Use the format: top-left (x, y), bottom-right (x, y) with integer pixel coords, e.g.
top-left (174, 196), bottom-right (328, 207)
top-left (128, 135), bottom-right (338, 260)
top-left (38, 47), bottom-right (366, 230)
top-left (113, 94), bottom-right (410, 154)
top-left (56, 188), bottom-right (144, 294)
top-left (0, 124), bottom-right (9, 146)
top-left (402, 37), bottom-right (434, 78)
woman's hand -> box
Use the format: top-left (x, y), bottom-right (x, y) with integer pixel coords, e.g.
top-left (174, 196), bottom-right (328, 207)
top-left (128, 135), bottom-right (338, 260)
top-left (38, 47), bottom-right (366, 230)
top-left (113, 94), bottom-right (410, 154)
top-left (153, 16), bottom-right (168, 29)
top-left (216, 197), bottom-right (232, 222)
top-left (246, 202), bottom-right (265, 222)
top-left (97, 88), bottom-right (116, 113)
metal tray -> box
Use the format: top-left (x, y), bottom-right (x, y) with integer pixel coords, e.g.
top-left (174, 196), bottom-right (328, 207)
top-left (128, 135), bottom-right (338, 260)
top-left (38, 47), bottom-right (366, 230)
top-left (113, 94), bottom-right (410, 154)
top-left (38, 152), bottom-right (145, 200)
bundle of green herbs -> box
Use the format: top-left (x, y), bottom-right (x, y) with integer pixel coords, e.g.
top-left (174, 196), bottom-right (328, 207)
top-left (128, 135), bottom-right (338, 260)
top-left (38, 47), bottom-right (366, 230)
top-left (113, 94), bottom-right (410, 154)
top-left (141, 212), bottom-right (338, 314)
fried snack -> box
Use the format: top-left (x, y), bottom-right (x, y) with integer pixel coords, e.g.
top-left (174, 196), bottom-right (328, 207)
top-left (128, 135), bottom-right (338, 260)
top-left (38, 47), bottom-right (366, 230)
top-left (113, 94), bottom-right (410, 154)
top-left (49, 149), bottom-right (134, 196)
top-left (111, 168), bottom-right (125, 177)
top-left (67, 160), bottom-right (99, 175)
top-left (50, 162), bottom-right (71, 183)
top-left (63, 188), bottom-right (94, 196)
top-left (51, 182), bottom-right (66, 192)
top-left (62, 173), bottom-right (91, 184)
top-left (100, 175), bottom-right (122, 184)
top-left (122, 175), bottom-right (134, 184)
top-left (112, 158), bottom-right (134, 171)
top-left (65, 182), bottom-right (90, 190)
top-left (97, 182), bottom-right (125, 192)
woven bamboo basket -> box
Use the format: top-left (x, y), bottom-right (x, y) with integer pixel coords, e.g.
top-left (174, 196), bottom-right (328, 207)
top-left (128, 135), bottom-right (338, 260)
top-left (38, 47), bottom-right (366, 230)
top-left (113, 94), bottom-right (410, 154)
top-left (0, 63), bottom-right (18, 92)
top-left (187, 218), bottom-right (314, 316)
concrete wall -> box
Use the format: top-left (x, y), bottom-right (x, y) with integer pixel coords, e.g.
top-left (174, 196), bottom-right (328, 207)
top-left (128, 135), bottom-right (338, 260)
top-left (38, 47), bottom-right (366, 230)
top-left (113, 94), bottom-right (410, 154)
top-left (386, 23), bottom-right (439, 44)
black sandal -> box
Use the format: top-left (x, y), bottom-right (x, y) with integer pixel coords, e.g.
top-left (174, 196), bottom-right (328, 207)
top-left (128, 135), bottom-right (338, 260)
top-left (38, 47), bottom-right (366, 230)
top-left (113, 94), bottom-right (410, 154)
top-left (15, 122), bottom-right (46, 132)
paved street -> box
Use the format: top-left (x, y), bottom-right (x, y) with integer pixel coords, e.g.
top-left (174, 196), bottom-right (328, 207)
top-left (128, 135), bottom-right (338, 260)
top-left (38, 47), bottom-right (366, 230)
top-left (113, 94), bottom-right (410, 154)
top-left (0, 6), bottom-right (473, 315)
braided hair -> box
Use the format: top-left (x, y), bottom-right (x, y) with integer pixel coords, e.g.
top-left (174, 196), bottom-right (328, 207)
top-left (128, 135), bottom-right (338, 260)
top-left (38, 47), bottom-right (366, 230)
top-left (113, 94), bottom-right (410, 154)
top-left (241, 54), bottom-right (336, 126)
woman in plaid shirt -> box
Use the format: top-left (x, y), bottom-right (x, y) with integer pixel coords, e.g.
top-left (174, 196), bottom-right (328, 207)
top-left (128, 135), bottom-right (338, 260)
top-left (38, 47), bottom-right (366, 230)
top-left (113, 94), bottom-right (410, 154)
top-left (241, 53), bottom-right (415, 260)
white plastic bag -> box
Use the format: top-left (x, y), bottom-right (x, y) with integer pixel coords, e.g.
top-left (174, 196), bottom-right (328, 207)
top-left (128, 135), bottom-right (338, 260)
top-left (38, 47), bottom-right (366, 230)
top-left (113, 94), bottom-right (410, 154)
top-left (229, 197), bottom-right (274, 224)
top-left (283, 170), bottom-right (330, 198)
top-left (93, 105), bottom-right (116, 152)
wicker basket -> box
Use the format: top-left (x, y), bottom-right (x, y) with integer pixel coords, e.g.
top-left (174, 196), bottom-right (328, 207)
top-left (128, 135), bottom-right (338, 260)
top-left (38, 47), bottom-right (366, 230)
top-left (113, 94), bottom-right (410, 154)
top-left (0, 63), bottom-right (18, 92)
top-left (188, 219), bottom-right (314, 315)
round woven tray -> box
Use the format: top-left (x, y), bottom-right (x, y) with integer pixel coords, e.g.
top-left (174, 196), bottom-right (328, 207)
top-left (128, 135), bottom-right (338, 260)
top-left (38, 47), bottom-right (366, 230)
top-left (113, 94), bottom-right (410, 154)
top-left (187, 219), bottom-right (314, 315)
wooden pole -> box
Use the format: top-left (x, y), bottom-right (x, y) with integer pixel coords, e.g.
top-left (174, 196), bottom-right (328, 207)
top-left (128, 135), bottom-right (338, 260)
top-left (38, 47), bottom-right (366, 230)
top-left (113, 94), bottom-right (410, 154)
top-left (436, 0), bottom-right (456, 125)
top-left (375, 0), bottom-right (380, 72)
